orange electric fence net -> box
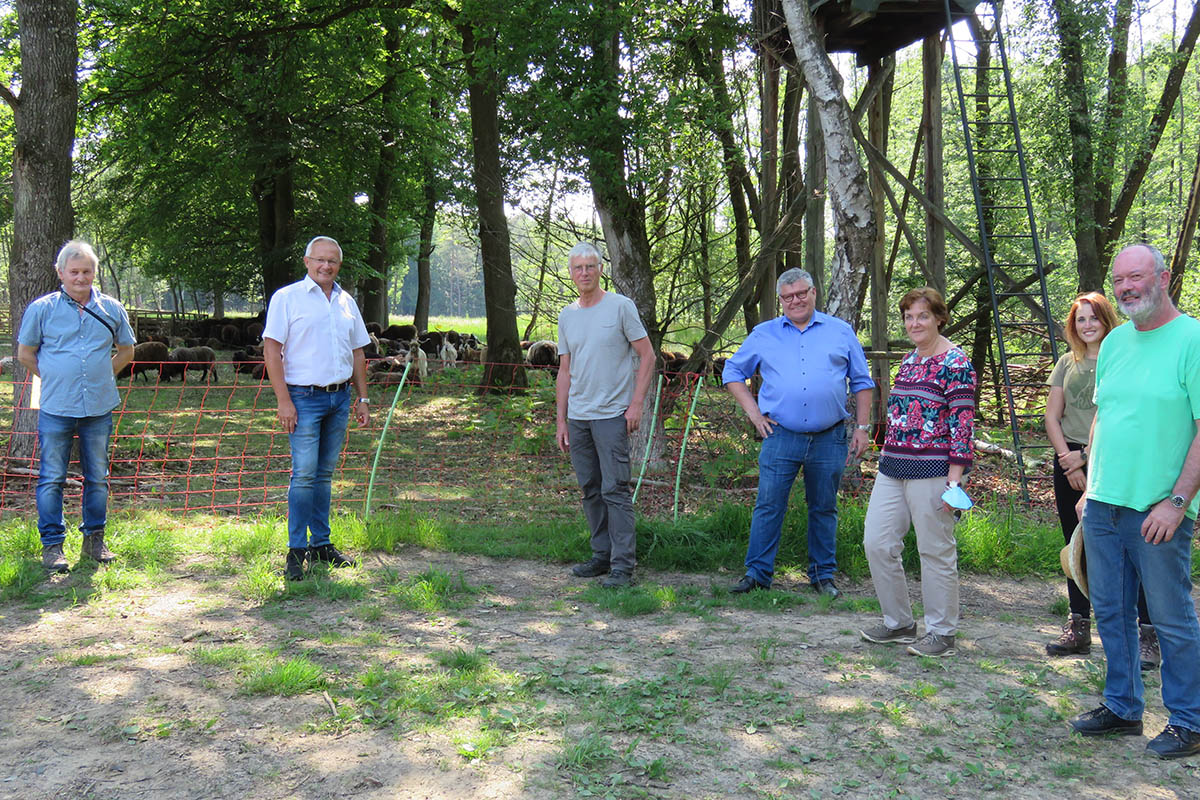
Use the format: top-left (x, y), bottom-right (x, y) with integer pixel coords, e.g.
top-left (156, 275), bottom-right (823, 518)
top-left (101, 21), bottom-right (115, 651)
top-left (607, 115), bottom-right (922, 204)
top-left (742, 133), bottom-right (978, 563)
top-left (0, 360), bottom-right (774, 521)
top-left (0, 358), bottom-right (1050, 522)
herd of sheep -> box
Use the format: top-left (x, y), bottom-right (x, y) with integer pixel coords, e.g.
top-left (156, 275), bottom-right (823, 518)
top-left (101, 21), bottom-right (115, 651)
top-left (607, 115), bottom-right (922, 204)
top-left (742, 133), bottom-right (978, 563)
top-left (1, 312), bottom-right (728, 387)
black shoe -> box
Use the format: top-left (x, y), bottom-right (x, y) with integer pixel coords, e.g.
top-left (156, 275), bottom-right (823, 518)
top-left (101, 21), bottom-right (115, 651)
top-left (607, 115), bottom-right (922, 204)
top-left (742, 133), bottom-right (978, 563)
top-left (285, 548), bottom-right (307, 581)
top-left (1146, 724), bottom-right (1200, 759)
top-left (1070, 706), bottom-right (1143, 737)
top-left (571, 557), bottom-right (610, 578)
top-left (601, 570), bottom-right (633, 589)
top-left (813, 579), bottom-right (840, 599)
top-left (308, 543), bottom-right (356, 568)
top-left (729, 575), bottom-right (768, 594)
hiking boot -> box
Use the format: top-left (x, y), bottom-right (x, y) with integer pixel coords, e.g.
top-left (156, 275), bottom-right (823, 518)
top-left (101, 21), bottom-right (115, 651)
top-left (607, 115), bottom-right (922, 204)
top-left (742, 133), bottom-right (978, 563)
top-left (571, 557), bottom-right (610, 578)
top-left (1070, 705), bottom-right (1142, 737)
top-left (1139, 624), bottom-right (1161, 671)
top-left (1046, 613), bottom-right (1091, 656)
top-left (285, 548), bottom-right (307, 581)
top-left (860, 622), bottom-right (918, 645)
top-left (1146, 724), bottom-right (1200, 759)
top-left (730, 575), bottom-right (768, 594)
top-left (42, 544), bottom-right (68, 573)
top-left (81, 532), bottom-right (115, 564)
top-left (813, 579), bottom-right (840, 599)
top-left (308, 543), bottom-right (356, 568)
top-left (907, 632), bottom-right (956, 658)
top-left (601, 570), bottom-right (633, 589)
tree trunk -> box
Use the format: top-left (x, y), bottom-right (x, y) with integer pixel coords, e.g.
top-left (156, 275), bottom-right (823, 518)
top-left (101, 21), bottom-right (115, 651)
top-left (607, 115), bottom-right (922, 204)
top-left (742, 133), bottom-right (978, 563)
top-left (867, 58), bottom-right (893, 424)
top-left (414, 165), bottom-right (436, 333)
top-left (684, 35), bottom-right (754, 334)
top-left (1170, 133), bottom-right (1200, 302)
top-left (1103, 0), bottom-right (1200, 262)
top-left (804, 97), bottom-right (826, 297)
top-left (583, 18), bottom-right (662, 465)
top-left (756, 1), bottom-right (781, 325)
top-left (5, 0), bottom-right (78, 461)
top-left (522, 164), bottom-right (558, 342)
top-left (922, 34), bottom-right (945, 293)
top-left (253, 138), bottom-right (298, 302)
top-left (361, 19), bottom-right (403, 327)
top-left (781, 0), bottom-right (875, 328)
top-left (1051, 0), bottom-right (1104, 291)
top-left (460, 20), bottom-right (525, 391)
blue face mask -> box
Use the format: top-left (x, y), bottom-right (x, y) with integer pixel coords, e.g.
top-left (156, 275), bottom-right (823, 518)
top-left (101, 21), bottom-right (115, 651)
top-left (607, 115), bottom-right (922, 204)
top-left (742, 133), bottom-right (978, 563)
top-left (941, 485), bottom-right (974, 511)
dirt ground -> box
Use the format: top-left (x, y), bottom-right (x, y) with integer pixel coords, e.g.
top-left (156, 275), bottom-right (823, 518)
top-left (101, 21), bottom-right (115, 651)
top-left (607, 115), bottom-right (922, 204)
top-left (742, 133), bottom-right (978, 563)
top-left (1, 549), bottom-right (1198, 800)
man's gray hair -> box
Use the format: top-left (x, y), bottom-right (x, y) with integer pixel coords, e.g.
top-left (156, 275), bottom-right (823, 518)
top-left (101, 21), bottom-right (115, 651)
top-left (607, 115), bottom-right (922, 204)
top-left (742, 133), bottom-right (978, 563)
top-left (304, 236), bottom-right (343, 261)
top-left (55, 240), bottom-right (99, 272)
top-left (776, 268), bottom-right (814, 295)
top-left (568, 241), bottom-right (603, 264)
top-left (1125, 242), bottom-right (1167, 275)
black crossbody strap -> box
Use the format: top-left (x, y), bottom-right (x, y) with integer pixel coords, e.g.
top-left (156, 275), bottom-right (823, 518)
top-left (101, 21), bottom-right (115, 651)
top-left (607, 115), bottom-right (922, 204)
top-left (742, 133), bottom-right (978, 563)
top-left (61, 290), bottom-right (118, 343)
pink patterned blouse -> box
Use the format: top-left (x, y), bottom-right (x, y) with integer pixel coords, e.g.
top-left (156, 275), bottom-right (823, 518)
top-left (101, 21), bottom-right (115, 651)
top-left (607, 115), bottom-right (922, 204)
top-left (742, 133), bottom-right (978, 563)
top-left (878, 346), bottom-right (977, 480)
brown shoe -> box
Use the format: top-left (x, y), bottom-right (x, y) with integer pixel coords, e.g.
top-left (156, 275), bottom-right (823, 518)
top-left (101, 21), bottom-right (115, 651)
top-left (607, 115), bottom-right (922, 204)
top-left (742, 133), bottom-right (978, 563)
top-left (81, 532), bottom-right (115, 563)
top-left (1140, 624), bottom-right (1161, 671)
top-left (1046, 614), bottom-right (1091, 656)
top-left (42, 543), bottom-right (68, 572)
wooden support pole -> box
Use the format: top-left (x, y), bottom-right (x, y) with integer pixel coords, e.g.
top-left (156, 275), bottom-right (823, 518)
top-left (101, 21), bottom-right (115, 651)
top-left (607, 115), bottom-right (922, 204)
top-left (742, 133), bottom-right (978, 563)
top-left (868, 58), bottom-right (893, 417)
top-left (923, 34), bottom-right (946, 292)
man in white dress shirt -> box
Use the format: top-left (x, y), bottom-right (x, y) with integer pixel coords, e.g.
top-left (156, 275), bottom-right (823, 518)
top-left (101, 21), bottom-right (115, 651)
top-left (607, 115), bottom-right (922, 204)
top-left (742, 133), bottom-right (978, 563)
top-left (263, 236), bottom-right (371, 581)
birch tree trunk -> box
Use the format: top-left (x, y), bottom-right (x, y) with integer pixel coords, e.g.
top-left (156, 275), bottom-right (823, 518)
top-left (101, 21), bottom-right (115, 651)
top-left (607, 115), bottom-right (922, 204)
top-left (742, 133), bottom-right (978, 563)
top-left (780, 0), bottom-right (875, 329)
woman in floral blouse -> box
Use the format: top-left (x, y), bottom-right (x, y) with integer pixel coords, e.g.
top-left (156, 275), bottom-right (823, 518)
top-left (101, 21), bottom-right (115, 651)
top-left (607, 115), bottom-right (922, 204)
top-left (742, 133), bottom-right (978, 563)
top-left (860, 287), bottom-right (977, 658)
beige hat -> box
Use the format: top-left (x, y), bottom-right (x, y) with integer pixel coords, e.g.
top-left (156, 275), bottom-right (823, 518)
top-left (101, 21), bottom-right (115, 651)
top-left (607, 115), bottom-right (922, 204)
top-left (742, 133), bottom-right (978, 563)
top-left (1060, 522), bottom-right (1088, 599)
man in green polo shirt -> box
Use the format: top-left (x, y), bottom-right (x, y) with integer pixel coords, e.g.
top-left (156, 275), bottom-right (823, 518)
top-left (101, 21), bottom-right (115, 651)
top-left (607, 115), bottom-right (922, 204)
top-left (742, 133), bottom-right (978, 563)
top-left (1069, 243), bottom-right (1200, 760)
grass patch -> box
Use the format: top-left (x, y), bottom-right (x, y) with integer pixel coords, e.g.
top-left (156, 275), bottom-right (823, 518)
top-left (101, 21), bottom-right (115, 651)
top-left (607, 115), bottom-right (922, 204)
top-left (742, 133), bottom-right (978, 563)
top-left (390, 567), bottom-right (479, 612)
top-left (241, 655), bottom-right (327, 696)
top-left (336, 656), bottom-right (529, 729)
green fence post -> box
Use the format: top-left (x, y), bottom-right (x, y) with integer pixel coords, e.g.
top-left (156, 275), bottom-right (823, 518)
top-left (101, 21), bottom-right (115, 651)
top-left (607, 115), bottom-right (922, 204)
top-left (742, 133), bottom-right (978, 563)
top-left (364, 360), bottom-right (412, 519)
top-left (632, 374), bottom-right (664, 505)
top-left (672, 375), bottom-right (705, 523)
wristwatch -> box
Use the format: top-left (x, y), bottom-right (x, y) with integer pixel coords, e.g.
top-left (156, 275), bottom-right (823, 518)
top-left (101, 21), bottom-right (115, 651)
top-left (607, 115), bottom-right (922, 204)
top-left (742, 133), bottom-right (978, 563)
top-left (856, 424), bottom-right (871, 432)
top-left (357, 397), bottom-right (369, 405)
top-left (1170, 494), bottom-right (1186, 509)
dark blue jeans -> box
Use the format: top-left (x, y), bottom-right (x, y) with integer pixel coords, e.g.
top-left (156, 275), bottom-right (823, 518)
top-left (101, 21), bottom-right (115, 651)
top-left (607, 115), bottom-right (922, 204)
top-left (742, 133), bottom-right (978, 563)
top-left (745, 423), bottom-right (847, 586)
top-left (1083, 499), bottom-right (1200, 732)
top-left (286, 385), bottom-right (351, 549)
top-left (36, 411), bottom-right (113, 546)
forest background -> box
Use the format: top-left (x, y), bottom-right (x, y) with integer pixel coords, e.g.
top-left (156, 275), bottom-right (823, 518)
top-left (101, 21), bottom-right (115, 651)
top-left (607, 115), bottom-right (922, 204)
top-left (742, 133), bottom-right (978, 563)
top-left (2, 0), bottom-right (1200, 399)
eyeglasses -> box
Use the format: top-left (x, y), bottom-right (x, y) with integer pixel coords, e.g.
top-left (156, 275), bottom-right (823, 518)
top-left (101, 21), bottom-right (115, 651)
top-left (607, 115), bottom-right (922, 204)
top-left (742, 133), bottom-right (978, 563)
top-left (307, 257), bottom-right (340, 267)
top-left (779, 287), bottom-right (814, 304)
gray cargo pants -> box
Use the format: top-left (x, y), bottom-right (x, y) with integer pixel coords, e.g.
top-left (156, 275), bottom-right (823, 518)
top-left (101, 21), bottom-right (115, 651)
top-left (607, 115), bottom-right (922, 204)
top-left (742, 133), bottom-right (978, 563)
top-left (568, 415), bottom-right (636, 573)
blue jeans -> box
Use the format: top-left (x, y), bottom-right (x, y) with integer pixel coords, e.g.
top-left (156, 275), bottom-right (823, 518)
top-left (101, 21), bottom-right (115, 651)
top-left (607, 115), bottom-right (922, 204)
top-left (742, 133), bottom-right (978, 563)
top-left (287, 385), bottom-right (351, 549)
top-left (745, 424), bottom-right (847, 586)
top-left (36, 411), bottom-right (113, 547)
top-left (1083, 499), bottom-right (1200, 732)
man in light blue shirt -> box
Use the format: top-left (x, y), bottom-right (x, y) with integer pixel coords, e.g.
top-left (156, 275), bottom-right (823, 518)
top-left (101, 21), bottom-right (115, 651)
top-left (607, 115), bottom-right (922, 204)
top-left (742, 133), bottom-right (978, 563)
top-left (723, 268), bottom-right (874, 596)
top-left (17, 240), bottom-right (135, 572)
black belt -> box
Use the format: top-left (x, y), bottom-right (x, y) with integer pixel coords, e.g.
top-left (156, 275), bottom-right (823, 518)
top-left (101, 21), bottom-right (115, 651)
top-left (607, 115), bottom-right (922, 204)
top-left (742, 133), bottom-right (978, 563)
top-left (288, 381), bottom-right (350, 393)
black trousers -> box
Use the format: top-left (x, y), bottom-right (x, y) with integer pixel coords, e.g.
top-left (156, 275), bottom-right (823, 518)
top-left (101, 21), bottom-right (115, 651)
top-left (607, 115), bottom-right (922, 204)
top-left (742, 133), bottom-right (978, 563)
top-left (1053, 441), bottom-right (1150, 623)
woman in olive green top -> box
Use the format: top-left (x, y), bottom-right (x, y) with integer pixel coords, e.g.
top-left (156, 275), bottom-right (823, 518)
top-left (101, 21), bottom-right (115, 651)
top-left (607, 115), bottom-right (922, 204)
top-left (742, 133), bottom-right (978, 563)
top-left (1044, 292), bottom-right (1158, 668)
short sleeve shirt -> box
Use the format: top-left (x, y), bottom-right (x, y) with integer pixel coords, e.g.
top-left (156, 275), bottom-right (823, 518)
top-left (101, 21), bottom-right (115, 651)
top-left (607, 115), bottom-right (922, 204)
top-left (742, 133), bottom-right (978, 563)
top-left (18, 288), bottom-right (135, 417)
top-left (557, 292), bottom-right (648, 420)
top-left (262, 276), bottom-right (371, 386)
top-left (720, 312), bottom-right (875, 433)
top-left (1047, 352), bottom-right (1097, 445)
top-left (1089, 315), bottom-right (1200, 517)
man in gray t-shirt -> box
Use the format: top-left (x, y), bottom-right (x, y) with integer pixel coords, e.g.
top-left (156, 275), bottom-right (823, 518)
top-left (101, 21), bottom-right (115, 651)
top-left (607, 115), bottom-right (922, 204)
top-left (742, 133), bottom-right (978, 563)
top-left (556, 242), bottom-right (655, 588)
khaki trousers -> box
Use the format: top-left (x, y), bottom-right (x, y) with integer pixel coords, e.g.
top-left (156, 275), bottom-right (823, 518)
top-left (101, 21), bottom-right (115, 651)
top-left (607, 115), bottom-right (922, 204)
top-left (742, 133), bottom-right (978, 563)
top-left (863, 474), bottom-right (960, 636)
